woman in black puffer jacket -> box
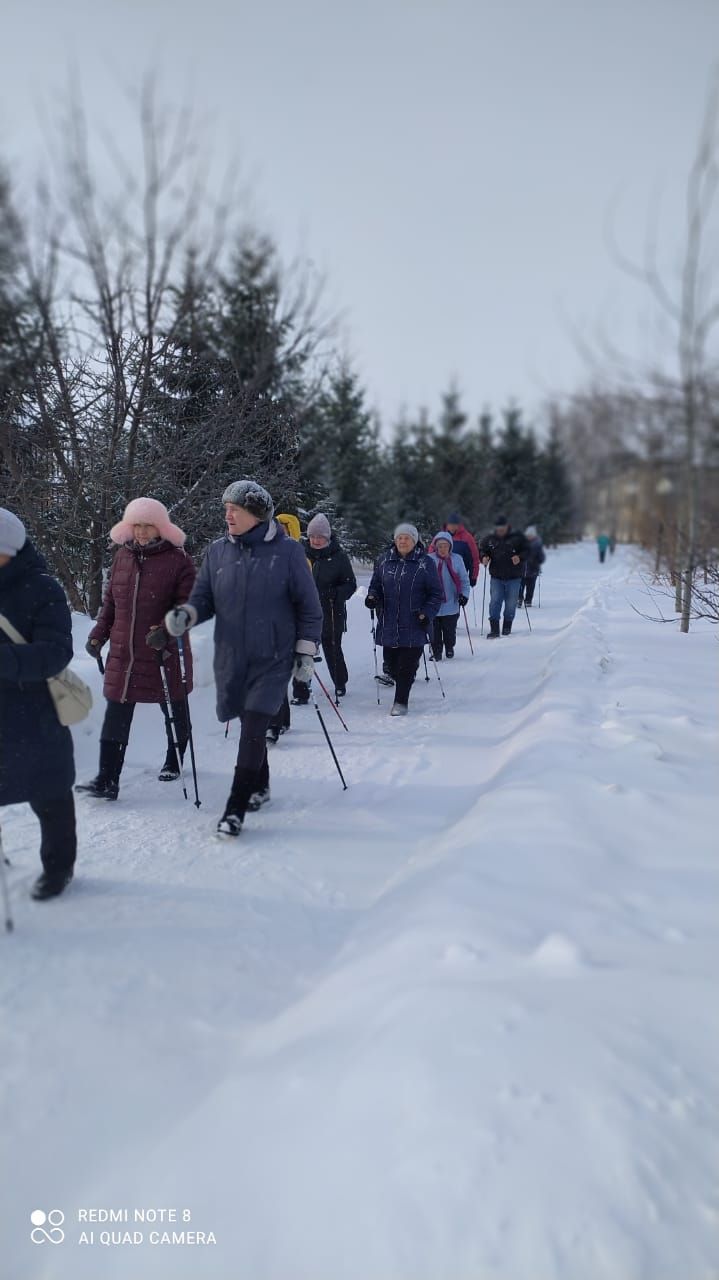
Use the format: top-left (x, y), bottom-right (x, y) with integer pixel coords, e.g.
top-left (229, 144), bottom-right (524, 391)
top-left (303, 514), bottom-right (357, 699)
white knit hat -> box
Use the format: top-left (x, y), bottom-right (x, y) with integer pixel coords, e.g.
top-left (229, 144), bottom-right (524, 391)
top-left (0, 508), bottom-right (27, 557)
top-left (394, 522), bottom-right (419, 544)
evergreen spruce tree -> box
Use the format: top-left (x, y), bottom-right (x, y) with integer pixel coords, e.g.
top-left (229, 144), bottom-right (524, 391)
top-left (300, 364), bottom-right (392, 559)
top-left (492, 404), bottom-right (537, 530)
top-left (389, 409), bottom-right (437, 543)
top-left (535, 424), bottom-right (574, 544)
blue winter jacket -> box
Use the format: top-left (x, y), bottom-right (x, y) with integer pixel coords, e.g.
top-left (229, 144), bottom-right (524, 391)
top-left (367, 544), bottom-right (442, 648)
top-left (0, 542), bottom-right (75, 806)
top-left (188, 520), bottom-right (323, 720)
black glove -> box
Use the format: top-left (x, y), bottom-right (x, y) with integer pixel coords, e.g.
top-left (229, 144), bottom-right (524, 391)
top-left (85, 638), bottom-right (101, 658)
top-left (324, 587), bottom-right (338, 603)
top-left (458, 594), bottom-right (468, 608)
top-left (146, 626), bottom-right (169, 651)
top-left (469, 578), bottom-right (477, 589)
top-left (364, 595), bottom-right (377, 610)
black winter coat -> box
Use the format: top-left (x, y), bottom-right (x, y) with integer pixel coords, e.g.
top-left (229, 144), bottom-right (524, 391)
top-left (304, 536), bottom-right (357, 631)
top-left (524, 538), bottom-right (546, 577)
top-left (0, 542), bottom-right (75, 806)
top-left (478, 528), bottom-right (529, 580)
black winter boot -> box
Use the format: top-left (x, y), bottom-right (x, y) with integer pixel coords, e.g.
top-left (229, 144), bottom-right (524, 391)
top-left (31, 870), bottom-right (74, 901)
top-left (502, 618), bottom-right (513, 635)
top-left (76, 740), bottom-right (125, 800)
top-left (158, 741), bottom-right (187, 781)
top-left (217, 766), bottom-right (258, 836)
top-left (487, 619), bottom-right (500, 639)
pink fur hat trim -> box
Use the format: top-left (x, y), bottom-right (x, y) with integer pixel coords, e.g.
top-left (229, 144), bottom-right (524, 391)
top-left (109, 497), bottom-right (186, 547)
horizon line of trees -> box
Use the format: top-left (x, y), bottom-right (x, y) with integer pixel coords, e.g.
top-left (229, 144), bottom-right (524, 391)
top-left (1, 85), bottom-right (717, 628)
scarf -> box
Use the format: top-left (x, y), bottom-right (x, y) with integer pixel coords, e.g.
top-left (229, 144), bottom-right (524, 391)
top-left (436, 553), bottom-right (462, 602)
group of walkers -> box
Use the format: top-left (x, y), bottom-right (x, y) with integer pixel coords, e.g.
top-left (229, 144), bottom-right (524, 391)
top-left (0, 490), bottom-right (547, 902)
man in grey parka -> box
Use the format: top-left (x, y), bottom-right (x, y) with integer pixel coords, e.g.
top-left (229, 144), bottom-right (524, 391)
top-left (164, 481), bottom-right (323, 835)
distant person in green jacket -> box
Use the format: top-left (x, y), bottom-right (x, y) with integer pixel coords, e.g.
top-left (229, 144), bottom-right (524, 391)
top-left (597, 534), bottom-right (610, 563)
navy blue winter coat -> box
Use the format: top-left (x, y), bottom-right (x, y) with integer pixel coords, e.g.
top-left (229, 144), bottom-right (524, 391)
top-left (188, 520), bottom-right (323, 720)
top-left (367, 544), bottom-right (442, 648)
top-left (0, 542), bottom-right (75, 806)
top-left (524, 537), bottom-right (546, 577)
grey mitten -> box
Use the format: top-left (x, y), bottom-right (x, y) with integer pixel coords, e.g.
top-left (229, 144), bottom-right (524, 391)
top-left (292, 652), bottom-right (315, 684)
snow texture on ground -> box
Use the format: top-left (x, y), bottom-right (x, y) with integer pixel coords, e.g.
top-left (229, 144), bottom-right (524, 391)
top-left (1, 542), bottom-right (717, 1280)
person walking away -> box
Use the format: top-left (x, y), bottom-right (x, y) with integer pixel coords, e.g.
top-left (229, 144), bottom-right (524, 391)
top-left (0, 509), bottom-right (77, 900)
top-left (304, 513), bottom-right (357, 697)
top-left (163, 481), bottom-right (323, 836)
top-left (597, 533), bottom-right (610, 563)
top-left (365, 523), bottom-right (441, 715)
top-left (478, 515), bottom-right (529, 638)
top-left (518, 525), bottom-right (545, 606)
top-left (77, 498), bottom-right (196, 800)
top-left (443, 512), bottom-right (480, 588)
top-left (428, 531), bottom-right (470, 658)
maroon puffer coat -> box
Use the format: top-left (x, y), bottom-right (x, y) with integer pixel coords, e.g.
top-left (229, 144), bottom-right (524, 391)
top-left (89, 540), bottom-right (196, 703)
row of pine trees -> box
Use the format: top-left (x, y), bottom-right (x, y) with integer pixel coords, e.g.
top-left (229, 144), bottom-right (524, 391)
top-left (1, 149), bottom-right (573, 611)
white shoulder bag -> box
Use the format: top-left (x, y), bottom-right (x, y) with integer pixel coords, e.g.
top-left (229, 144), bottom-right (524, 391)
top-left (0, 612), bottom-right (93, 726)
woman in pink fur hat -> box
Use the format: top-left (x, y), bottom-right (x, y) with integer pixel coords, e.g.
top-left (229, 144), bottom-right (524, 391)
top-left (77, 498), bottom-right (196, 800)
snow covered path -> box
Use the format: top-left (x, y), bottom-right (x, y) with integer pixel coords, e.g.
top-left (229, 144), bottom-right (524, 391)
top-left (1, 543), bottom-right (717, 1280)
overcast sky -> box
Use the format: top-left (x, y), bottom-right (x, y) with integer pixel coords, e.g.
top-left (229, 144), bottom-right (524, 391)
top-left (3, 0), bottom-right (718, 428)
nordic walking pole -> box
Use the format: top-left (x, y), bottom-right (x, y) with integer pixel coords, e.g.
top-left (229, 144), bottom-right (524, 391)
top-left (538, 575), bottom-right (541, 608)
top-left (481, 566), bottom-right (487, 635)
top-left (422, 649), bottom-right (430, 682)
top-left (523, 598), bottom-right (533, 632)
top-left (177, 634), bottom-right (201, 808)
top-left (0, 826), bottom-right (14, 933)
top-left (461, 606), bottom-right (475, 655)
top-left (310, 684), bottom-right (348, 790)
top-left (472, 584), bottom-right (478, 626)
top-left (330, 596), bottom-right (340, 706)
top-left (158, 653), bottom-right (188, 801)
top-left (370, 609), bottom-right (381, 704)
top-left (314, 669), bottom-right (350, 731)
top-left (428, 649), bottom-right (446, 699)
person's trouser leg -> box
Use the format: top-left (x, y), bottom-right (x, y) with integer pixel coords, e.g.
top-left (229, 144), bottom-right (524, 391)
top-left (393, 647), bottom-right (423, 706)
top-left (101, 700), bottom-right (135, 744)
top-left (275, 694), bottom-right (291, 730)
top-left (222, 710), bottom-right (274, 822)
top-left (503, 578), bottom-right (522, 625)
top-left (29, 792), bottom-right (77, 877)
top-left (322, 618), bottom-right (348, 689)
top-left (524, 574), bottom-right (537, 605)
top-left (383, 648), bottom-right (399, 682)
top-left (444, 613), bottom-right (458, 653)
top-left (160, 698), bottom-right (189, 767)
top-left (432, 618), bottom-right (444, 658)
top-left (489, 577), bottom-right (505, 622)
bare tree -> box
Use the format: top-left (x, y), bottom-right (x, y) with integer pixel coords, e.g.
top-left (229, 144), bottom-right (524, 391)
top-left (607, 71), bottom-right (719, 631)
top-left (0, 85), bottom-right (329, 613)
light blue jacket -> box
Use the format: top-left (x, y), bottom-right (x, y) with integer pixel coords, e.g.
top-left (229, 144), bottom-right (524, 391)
top-left (429, 533), bottom-right (471, 616)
